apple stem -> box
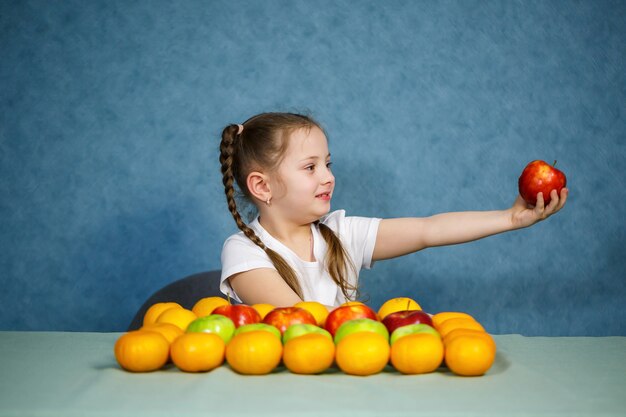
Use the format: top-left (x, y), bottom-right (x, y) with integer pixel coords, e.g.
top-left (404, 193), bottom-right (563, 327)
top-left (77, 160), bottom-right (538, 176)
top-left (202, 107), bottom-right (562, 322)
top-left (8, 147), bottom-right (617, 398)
top-left (553, 160), bottom-right (557, 167)
top-left (406, 299), bottom-right (410, 311)
top-left (227, 292), bottom-right (232, 306)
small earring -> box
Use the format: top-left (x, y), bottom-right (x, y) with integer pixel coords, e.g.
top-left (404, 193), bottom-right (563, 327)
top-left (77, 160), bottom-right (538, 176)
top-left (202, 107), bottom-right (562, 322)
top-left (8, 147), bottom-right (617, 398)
top-left (266, 197), bottom-right (271, 206)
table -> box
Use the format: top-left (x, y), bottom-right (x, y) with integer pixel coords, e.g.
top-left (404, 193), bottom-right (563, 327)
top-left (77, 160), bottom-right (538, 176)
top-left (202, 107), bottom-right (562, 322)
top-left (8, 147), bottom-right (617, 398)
top-left (1, 332), bottom-right (625, 417)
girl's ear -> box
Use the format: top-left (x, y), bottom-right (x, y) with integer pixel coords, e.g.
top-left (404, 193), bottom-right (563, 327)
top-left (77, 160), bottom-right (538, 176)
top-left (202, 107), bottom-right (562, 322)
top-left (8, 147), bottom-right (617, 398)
top-left (246, 171), bottom-right (271, 204)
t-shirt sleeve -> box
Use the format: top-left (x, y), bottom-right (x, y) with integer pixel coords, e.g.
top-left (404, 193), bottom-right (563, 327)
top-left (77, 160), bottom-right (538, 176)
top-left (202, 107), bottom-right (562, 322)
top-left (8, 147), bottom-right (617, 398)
top-left (219, 234), bottom-right (275, 302)
top-left (322, 210), bottom-right (381, 270)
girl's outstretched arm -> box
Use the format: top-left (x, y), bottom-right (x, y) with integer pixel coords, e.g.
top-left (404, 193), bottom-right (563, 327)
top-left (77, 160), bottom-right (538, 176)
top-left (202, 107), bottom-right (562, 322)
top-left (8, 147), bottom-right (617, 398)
top-left (372, 188), bottom-right (568, 261)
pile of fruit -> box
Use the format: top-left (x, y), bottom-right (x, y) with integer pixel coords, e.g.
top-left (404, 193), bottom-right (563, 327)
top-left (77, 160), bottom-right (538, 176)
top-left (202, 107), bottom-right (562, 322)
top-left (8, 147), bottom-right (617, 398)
top-left (114, 297), bottom-right (496, 377)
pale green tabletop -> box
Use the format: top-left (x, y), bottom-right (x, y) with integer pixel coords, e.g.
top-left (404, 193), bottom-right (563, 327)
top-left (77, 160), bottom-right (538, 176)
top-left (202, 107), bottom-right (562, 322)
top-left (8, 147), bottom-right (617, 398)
top-left (0, 332), bottom-right (625, 417)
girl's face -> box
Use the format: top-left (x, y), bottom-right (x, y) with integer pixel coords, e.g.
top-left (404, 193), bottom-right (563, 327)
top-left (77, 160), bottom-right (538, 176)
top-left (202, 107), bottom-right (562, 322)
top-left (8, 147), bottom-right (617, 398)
top-left (269, 126), bottom-right (335, 224)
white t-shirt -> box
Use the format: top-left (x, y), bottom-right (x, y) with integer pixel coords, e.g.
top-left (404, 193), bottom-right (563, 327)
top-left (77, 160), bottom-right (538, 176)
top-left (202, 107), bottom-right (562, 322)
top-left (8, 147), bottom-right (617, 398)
top-left (220, 210), bottom-right (381, 306)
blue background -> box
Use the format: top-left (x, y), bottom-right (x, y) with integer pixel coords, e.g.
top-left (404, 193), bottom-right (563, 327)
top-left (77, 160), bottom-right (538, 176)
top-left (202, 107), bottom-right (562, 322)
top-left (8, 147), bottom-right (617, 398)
top-left (1, 0), bottom-right (624, 335)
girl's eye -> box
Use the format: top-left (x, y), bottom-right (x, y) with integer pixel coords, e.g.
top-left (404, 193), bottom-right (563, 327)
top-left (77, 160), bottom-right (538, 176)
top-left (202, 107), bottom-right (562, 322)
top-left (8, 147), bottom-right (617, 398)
top-left (305, 165), bottom-right (315, 171)
top-left (326, 162), bottom-right (333, 169)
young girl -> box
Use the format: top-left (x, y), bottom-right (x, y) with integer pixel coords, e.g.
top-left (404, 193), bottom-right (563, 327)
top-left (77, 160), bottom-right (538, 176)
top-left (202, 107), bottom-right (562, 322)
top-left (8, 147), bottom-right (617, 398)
top-left (218, 112), bottom-right (568, 309)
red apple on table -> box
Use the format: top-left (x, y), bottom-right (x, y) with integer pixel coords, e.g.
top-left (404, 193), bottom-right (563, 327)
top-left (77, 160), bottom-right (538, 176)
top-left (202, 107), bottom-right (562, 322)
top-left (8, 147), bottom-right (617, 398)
top-left (262, 307), bottom-right (317, 334)
top-left (382, 310), bottom-right (434, 335)
top-left (324, 304), bottom-right (378, 337)
top-left (518, 160), bottom-right (567, 206)
top-left (212, 304), bottom-right (261, 328)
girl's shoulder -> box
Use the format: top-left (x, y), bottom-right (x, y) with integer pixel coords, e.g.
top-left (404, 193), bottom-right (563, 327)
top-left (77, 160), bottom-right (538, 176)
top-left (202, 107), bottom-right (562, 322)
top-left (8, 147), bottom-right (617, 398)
top-left (319, 209), bottom-right (347, 227)
top-left (319, 210), bottom-right (381, 236)
top-left (222, 218), bottom-right (264, 249)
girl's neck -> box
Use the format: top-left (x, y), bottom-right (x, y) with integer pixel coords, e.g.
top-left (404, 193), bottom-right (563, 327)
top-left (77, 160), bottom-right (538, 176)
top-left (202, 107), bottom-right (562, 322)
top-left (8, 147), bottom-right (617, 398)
top-left (258, 215), bottom-right (311, 243)
top-left (258, 215), bottom-right (315, 262)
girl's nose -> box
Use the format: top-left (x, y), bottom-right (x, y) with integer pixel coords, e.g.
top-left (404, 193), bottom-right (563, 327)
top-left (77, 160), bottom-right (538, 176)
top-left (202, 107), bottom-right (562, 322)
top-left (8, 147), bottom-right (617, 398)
top-left (321, 169), bottom-right (334, 185)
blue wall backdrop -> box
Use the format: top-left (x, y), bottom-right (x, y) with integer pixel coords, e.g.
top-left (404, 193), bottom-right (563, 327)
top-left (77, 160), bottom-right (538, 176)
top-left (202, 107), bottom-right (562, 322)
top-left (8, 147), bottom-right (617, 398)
top-left (1, 0), bottom-right (624, 335)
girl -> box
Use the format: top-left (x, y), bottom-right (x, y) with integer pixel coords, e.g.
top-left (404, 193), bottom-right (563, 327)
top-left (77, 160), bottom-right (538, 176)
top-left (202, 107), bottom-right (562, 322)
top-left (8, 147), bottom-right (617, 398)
top-left (218, 112), bottom-right (568, 308)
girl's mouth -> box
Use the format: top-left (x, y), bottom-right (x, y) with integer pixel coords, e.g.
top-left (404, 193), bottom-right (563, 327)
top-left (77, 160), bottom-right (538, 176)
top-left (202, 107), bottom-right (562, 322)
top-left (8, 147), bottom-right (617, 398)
top-left (316, 192), bottom-right (331, 201)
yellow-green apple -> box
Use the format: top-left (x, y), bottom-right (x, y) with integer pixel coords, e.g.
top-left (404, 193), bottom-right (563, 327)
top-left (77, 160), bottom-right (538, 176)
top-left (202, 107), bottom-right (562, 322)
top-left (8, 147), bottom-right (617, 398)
top-left (282, 323), bottom-right (332, 344)
top-left (186, 314), bottom-right (236, 343)
top-left (333, 318), bottom-right (389, 345)
top-left (262, 307), bottom-right (317, 334)
top-left (212, 304), bottom-right (261, 328)
top-left (382, 310), bottom-right (433, 334)
top-left (518, 160), bottom-right (567, 206)
top-left (324, 304), bottom-right (378, 336)
top-left (233, 323), bottom-right (281, 340)
top-left (390, 323), bottom-right (441, 345)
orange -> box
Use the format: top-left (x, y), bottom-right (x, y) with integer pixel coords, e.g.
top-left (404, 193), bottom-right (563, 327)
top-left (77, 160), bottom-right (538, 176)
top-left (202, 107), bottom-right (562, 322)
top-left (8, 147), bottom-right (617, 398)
top-left (444, 334), bottom-right (496, 376)
top-left (143, 302), bottom-right (183, 327)
top-left (335, 332), bottom-right (390, 376)
top-left (155, 307), bottom-right (197, 331)
top-left (170, 332), bottom-right (225, 372)
top-left (282, 333), bottom-right (335, 374)
top-left (377, 297), bottom-right (422, 320)
top-left (444, 328), bottom-right (496, 353)
top-left (294, 301), bottom-right (329, 326)
top-left (192, 296), bottom-right (229, 317)
top-left (251, 303), bottom-right (276, 320)
top-left (432, 311), bottom-right (474, 329)
top-left (390, 333), bottom-right (444, 374)
top-left (225, 330), bottom-right (283, 375)
top-left (437, 317), bottom-right (485, 338)
top-left (141, 322), bottom-right (184, 344)
top-left (114, 330), bottom-right (170, 372)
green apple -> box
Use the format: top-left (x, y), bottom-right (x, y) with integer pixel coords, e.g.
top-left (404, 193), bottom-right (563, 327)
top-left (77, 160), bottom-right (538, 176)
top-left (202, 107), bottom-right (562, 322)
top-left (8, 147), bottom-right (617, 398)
top-left (282, 323), bottom-right (332, 344)
top-left (234, 323), bottom-right (282, 340)
top-left (333, 318), bottom-right (389, 345)
top-left (390, 323), bottom-right (440, 345)
top-left (186, 314), bottom-right (236, 344)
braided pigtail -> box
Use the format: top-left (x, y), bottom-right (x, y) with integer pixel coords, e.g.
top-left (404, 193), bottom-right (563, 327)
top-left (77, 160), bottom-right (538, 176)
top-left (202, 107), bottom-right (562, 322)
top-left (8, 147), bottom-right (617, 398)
top-left (219, 123), bottom-right (305, 299)
top-left (317, 222), bottom-right (360, 302)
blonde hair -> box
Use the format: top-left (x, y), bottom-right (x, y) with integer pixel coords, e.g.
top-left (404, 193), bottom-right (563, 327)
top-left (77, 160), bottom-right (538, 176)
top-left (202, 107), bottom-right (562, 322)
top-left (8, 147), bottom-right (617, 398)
top-left (219, 112), bottom-right (358, 300)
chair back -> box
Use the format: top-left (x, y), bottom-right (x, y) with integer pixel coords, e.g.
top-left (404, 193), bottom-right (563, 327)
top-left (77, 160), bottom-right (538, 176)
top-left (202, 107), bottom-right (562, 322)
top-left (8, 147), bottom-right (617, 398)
top-left (127, 270), bottom-right (224, 330)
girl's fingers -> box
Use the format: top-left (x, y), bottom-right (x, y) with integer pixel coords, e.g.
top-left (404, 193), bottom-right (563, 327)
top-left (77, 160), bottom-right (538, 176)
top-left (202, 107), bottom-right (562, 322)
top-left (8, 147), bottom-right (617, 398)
top-left (546, 189), bottom-right (560, 212)
top-left (557, 188), bottom-right (568, 210)
top-left (535, 192), bottom-right (545, 212)
top-left (548, 188), bottom-right (568, 214)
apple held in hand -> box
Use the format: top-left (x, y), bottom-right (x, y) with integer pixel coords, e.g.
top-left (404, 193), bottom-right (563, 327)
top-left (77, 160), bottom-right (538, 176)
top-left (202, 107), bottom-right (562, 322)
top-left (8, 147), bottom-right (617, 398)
top-left (333, 318), bottom-right (389, 345)
top-left (518, 160), bottom-right (567, 206)
top-left (212, 304), bottom-right (262, 328)
top-left (262, 307), bottom-right (317, 334)
top-left (382, 310), bottom-right (434, 335)
top-left (324, 304), bottom-right (378, 337)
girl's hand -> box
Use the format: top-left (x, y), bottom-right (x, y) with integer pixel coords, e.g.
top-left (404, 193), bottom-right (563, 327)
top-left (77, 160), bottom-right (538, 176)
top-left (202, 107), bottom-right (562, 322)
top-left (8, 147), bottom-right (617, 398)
top-left (510, 188), bottom-right (569, 229)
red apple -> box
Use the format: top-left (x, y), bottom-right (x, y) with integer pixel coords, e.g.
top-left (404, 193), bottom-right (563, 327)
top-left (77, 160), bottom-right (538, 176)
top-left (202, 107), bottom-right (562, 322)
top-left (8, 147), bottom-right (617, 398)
top-left (382, 310), bottom-right (434, 335)
top-left (518, 160), bottom-right (567, 206)
top-left (324, 304), bottom-right (378, 337)
top-left (212, 304), bottom-right (261, 328)
top-left (262, 307), bottom-right (317, 334)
